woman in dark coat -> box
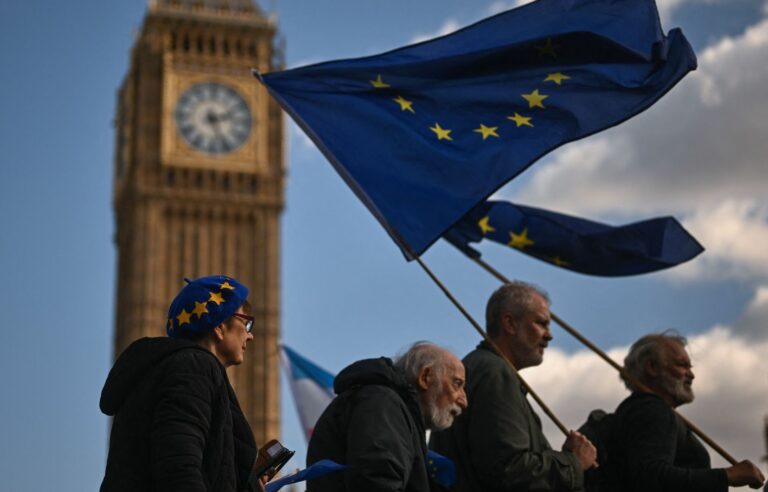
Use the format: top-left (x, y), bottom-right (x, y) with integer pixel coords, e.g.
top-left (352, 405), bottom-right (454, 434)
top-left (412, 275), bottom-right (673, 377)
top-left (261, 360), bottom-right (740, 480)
top-left (100, 275), bottom-right (263, 492)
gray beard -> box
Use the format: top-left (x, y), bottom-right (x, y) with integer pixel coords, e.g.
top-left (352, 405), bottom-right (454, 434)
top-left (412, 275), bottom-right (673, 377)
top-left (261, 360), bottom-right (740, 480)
top-left (425, 382), bottom-right (462, 431)
top-left (659, 372), bottom-right (694, 406)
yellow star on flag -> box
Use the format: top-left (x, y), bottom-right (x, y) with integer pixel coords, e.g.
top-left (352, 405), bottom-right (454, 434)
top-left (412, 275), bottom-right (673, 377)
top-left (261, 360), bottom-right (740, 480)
top-left (393, 95), bottom-right (415, 113)
top-left (192, 301), bottom-right (208, 318)
top-left (552, 256), bottom-right (570, 267)
top-left (473, 124), bottom-right (499, 140)
top-left (369, 74), bottom-right (390, 89)
top-left (544, 72), bottom-right (570, 85)
top-left (522, 89), bottom-right (548, 109)
top-left (208, 291), bottom-right (225, 305)
top-left (508, 228), bottom-right (535, 250)
top-left (220, 280), bottom-right (234, 290)
top-left (478, 216), bottom-right (495, 235)
top-left (507, 113), bottom-right (533, 128)
top-left (176, 308), bottom-right (192, 326)
top-left (536, 38), bottom-right (559, 58)
top-left (430, 123), bottom-right (453, 141)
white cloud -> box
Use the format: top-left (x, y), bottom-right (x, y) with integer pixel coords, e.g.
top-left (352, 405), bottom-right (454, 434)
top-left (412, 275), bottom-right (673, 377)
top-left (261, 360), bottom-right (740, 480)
top-left (523, 324), bottom-right (768, 476)
top-left (665, 201), bottom-right (768, 281)
top-left (732, 285), bottom-right (768, 339)
top-left (655, 0), bottom-right (757, 22)
top-left (513, 17), bottom-right (768, 281)
top-left (409, 1), bottom-right (535, 45)
top-left (409, 19), bottom-right (462, 45)
top-left (487, 0), bottom-right (533, 15)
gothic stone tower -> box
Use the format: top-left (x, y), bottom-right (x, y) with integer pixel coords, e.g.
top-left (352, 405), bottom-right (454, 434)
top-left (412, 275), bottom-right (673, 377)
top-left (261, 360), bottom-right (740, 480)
top-left (112, 0), bottom-right (284, 442)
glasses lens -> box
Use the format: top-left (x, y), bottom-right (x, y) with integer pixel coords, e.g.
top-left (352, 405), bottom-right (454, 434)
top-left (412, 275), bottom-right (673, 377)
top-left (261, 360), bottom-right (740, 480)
top-left (246, 320), bottom-right (253, 333)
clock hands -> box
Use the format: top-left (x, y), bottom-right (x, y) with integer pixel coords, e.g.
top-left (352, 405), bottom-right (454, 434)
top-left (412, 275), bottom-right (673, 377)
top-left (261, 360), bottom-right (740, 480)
top-left (205, 109), bottom-right (233, 153)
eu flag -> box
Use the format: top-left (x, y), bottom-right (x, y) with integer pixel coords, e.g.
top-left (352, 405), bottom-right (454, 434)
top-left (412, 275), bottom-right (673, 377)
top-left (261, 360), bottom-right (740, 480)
top-left (257, 0), bottom-right (696, 259)
top-left (443, 200), bottom-right (704, 276)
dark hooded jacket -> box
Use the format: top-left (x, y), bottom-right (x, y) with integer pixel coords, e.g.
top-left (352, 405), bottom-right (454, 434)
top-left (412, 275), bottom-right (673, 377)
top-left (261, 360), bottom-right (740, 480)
top-left (99, 337), bottom-right (259, 492)
top-left (305, 357), bottom-right (432, 492)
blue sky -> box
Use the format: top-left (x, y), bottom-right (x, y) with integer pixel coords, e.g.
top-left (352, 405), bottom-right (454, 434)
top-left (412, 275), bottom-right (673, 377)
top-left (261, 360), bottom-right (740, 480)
top-left (1, 1), bottom-right (767, 490)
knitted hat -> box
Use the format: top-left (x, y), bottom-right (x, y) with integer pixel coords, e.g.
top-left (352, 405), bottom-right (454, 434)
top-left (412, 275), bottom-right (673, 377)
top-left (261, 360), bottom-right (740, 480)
top-left (166, 275), bottom-right (249, 338)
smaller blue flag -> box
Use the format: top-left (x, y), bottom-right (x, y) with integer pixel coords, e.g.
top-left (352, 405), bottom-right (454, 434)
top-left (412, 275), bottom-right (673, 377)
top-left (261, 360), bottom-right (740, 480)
top-left (443, 200), bottom-right (703, 276)
top-left (264, 452), bottom-right (456, 492)
top-left (265, 459), bottom-right (346, 492)
top-left (426, 450), bottom-right (456, 488)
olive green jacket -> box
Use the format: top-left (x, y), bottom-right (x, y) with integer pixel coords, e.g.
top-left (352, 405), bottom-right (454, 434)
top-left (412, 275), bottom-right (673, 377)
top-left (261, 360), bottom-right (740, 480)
top-left (430, 341), bottom-right (584, 492)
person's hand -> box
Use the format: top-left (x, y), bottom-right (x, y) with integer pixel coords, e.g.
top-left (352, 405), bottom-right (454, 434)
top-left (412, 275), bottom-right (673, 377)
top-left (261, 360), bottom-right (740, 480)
top-left (562, 430), bottom-right (598, 470)
top-left (254, 473), bottom-right (269, 492)
top-left (725, 460), bottom-right (765, 489)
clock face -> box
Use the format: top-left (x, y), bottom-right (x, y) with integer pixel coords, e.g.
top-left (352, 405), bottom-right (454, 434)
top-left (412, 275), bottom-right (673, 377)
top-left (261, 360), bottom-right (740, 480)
top-left (175, 82), bottom-right (252, 155)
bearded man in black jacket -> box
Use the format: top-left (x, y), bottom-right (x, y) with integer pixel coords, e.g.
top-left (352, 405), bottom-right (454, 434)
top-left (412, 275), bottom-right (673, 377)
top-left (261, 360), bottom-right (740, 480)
top-left (610, 332), bottom-right (764, 492)
top-left (306, 341), bottom-right (468, 492)
top-left (100, 275), bottom-right (264, 492)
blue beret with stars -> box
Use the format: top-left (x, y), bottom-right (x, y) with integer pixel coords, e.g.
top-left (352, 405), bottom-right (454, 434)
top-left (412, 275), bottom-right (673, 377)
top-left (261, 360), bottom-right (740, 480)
top-left (166, 275), bottom-right (249, 338)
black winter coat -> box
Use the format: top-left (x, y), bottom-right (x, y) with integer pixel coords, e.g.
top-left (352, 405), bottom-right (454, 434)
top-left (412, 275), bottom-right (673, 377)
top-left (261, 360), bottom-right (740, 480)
top-left (609, 392), bottom-right (728, 492)
top-left (305, 357), bottom-right (433, 492)
top-left (99, 337), bottom-right (260, 492)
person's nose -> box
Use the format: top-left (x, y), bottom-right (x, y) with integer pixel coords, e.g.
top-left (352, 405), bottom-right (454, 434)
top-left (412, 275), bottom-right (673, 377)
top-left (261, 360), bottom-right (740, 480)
top-left (543, 327), bottom-right (553, 342)
top-left (457, 389), bottom-right (468, 410)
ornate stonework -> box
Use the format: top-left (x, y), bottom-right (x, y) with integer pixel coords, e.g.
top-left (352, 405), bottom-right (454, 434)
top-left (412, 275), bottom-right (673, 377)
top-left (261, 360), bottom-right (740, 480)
top-left (112, 0), bottom-right (284, 443)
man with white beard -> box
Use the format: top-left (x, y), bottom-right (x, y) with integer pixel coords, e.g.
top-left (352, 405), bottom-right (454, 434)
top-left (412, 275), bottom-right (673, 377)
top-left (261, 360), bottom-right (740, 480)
top-left (306, 341), bottom-right (467, 492)
top-left (610, 332), bottom-right (765, 491)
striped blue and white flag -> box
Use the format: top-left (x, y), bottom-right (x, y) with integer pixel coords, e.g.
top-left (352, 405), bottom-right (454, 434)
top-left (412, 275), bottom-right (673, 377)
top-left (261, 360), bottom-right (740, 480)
top-left (279, 345), bottom-right (335, 442)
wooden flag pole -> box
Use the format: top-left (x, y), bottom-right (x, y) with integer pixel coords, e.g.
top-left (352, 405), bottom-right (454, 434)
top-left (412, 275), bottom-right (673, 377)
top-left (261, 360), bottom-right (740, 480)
top-left (415, 256), bottom-right (569, 436)
top-left (469, 255), bottom-right (738, 465)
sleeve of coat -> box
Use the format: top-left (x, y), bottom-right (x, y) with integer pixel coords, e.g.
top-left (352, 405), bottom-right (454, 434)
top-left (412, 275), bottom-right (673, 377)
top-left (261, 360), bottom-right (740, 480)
top-left (149, 351), bottom-right (221, 492)
top-left (343, 387), bottom-right (416, 492)
top-left (621, 397), bottom-right (728, 492)
top-left (467, 365), bottom-right (583, 492)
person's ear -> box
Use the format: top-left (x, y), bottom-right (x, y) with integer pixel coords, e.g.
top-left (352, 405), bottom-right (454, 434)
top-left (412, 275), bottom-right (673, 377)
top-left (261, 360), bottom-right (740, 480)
top-left (416, 365), bottom-right (433, 391)
top-left (212, 324), bottom-right (226, 341)
top-left (501, 312), bottom-right (517, 336)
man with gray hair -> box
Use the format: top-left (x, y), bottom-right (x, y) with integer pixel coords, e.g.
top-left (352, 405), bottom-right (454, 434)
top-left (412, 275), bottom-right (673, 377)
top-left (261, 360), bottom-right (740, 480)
top-left (431, 281), bottom-right (597, 491)
top-left (609, 331), bottom-right (765, 491)
top-left (306, 341), bottom-right (467, 492)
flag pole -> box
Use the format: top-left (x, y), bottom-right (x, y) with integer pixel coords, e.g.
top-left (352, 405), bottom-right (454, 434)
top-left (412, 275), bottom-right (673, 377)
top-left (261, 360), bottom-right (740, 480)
top-left (415, 256), bottom-right (569, 436)
top-left (469, 255), bottom-right (738, 465)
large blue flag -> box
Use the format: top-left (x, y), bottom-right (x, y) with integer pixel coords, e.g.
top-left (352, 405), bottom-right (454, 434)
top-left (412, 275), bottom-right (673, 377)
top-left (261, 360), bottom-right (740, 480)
top-left (257, 0), bottom-right (696, 259)
top-left (443, 200), bottom-right (704, 276)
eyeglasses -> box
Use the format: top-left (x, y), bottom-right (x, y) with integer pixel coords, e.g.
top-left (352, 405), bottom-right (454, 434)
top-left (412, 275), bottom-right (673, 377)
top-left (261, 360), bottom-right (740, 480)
top-left (232, 313), bottom-right (254, 333)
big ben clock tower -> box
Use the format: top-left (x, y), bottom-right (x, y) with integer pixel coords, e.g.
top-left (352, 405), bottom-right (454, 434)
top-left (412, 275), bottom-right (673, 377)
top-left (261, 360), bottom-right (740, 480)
top-left (112, 0), bottom-right (284, 442)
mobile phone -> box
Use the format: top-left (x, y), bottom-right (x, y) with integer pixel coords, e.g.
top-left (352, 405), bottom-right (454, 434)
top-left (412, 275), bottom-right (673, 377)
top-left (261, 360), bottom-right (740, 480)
top-left (254, 439), bottom-right (295, 480)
